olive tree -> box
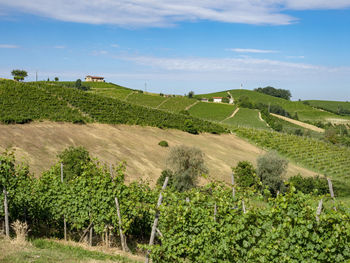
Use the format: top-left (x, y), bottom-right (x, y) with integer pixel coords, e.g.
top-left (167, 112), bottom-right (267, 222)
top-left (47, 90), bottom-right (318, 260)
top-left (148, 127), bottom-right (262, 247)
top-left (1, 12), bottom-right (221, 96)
top-left (257, 151), bottom-right (288, 196)
top-left (166, 145), bottom-right (208, 191)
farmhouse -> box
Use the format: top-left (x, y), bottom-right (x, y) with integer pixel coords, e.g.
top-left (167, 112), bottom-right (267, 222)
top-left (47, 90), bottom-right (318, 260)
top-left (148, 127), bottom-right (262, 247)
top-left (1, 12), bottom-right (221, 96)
top-left (85, 75), bottom-right (105, 82)
top-left (213, 97), bottom-right (223, 103)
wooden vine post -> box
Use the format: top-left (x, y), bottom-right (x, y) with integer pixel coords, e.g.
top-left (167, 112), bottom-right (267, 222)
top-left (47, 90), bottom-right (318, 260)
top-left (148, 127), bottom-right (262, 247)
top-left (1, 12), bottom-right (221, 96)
top-left (3, 188), bottom-right (9, 238)
top-left (145, 176), bottom-right (169, 263)
top-left (316, 199), bottom-right (323, 222)
top-left (231, 172), bottom-right (235, 198)
top-left (111, 164), bottom-right (129, 252)
top-left (61, 163), bottom-right (67, 241)
top-left (327, 178), bottom-right (336, 211)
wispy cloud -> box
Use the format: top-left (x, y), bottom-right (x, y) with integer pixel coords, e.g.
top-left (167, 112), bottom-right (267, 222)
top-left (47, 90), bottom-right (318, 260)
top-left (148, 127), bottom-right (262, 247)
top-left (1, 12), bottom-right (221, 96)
top-left (111, 44), bottom-right (119, 48)
top-left (286, 55), bottom-right (305, 59)
top-left (1, 0), bottom-right (350, 27)
top-left (227, 48), bottom-right (279, 54)
top-left (0, 44), bottom-right (19, 48)
top-left (53, 45), bottom-right (65, 49)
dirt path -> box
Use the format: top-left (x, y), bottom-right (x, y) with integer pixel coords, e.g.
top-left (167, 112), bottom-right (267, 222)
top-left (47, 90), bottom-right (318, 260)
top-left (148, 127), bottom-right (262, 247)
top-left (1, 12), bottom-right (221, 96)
top-left (270, 113), bottom-right (325, 133)
top-left (221, 107), bottom-right (240, 122)
top-left (227, 91), bottom-right (234, 104)
top-left (156, 97), bottom-right (170, 109)
top-left (123, 91), bottom-right (136, 101)
top-left (185, 100), bottom-right (199, 110)
top-left (0, 122), bottom-right (319, 185)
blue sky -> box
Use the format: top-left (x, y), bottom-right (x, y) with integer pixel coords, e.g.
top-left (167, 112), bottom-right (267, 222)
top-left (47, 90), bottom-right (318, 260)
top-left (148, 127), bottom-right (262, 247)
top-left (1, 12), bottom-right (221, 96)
top-left (0, 1), bottom-right (350, 100)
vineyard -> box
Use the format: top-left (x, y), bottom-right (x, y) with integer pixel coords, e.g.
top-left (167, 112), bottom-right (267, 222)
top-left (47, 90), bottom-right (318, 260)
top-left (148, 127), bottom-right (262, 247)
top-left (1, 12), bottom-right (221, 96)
top-left (234, 127), bottom-right (350, 195)
top-left (1, 151), bottom-right (350, 262)
top-left (305, 100), bottom-right (350, 115)
top-left (0, 80), bottom-right (226, 134)
top-left (223, 108), bottom-right (269, 129)
top-left (188, 102), bottom-right (237, 122)
top-left (196, 89), bottom-right (350, 124)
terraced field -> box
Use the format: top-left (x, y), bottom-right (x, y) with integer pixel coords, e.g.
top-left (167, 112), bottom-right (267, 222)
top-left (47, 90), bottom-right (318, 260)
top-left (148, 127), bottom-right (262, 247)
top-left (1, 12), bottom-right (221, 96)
top-left (223, 108), bottom-right (269, 129)
top-left (188, 102), bottom-right (237, 122)
top-left (305, 100), bottom-right (350, 115)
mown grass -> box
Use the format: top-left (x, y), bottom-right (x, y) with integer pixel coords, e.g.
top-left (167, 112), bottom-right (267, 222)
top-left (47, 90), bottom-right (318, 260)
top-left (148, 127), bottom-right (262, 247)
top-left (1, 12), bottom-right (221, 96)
top-left (223, 108), bottom-right (269, 129)
top-left (189, 102), bottom-right (236, 122)
top-left (0, 238), bottom-right (141, 263)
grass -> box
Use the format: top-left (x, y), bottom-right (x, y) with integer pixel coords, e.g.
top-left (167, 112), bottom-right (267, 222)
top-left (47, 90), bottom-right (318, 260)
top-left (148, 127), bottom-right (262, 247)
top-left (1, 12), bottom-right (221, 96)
top-left (0, 238), bottom-right (141, 263)
top-left (223, 108), bottom-right (269, 129)
top-left (188, 102), bottom-right (236, 122)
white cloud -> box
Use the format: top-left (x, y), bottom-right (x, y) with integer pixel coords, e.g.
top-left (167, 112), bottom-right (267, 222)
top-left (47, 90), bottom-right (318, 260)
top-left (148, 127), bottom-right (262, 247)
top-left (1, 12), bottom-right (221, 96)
top-left (53, 45), bottom-right (65, 49)
top-left (111, 44), bottom-right (119, 48)
top-left (286, 55), bottom-right (305, 59)
top-left (0, 44), bottom-right (19, 48)
top-left (1, 0), bottom-right (349, 27)
top-left (227, 48), bottom-right (278, 53)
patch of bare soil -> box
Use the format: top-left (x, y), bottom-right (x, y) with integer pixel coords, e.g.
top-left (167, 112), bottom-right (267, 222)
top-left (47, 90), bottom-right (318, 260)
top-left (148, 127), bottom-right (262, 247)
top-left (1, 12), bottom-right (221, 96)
top-left (0, 122), bottom-right (319, 185)
top-left (270, 113), bottom-right (325, 133)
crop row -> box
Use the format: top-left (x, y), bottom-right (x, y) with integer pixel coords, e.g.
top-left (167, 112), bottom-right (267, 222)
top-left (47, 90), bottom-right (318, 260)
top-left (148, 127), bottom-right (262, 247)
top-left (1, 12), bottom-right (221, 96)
top-left (0, 80), bottom-right (86, 124)
top-left (40, 83), bottom-right (227, 134)
top-left (235, 127), bottom-right (350, 179)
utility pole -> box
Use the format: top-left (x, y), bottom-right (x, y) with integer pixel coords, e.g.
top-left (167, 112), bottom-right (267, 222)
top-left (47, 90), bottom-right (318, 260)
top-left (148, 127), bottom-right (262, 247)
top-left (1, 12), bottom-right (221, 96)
top-left (36, 71), bottom-right (38, 82)
top-left (144, 82), bottom-right (147, 93)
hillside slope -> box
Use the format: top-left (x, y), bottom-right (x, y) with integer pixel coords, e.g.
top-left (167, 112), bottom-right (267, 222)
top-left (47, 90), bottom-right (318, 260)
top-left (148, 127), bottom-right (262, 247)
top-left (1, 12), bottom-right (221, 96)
top-left (0, 122), bottom-right (318, 184)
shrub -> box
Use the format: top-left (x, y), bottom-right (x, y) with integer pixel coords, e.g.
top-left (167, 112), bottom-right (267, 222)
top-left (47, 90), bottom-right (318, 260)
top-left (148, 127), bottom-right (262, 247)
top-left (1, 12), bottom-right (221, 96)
top-left (257, 151), bottom-right (288, 196)
top-left (158, 140), bottom-right (169, 147)
top-left (156, 169), bottom-right (174, 187)
top-left (233, 161), bottom-right (258, 188)
top-left (184, 119), bottom-right (198, 134)
top-left (222, 97), bottom-right (230, 103)
top-left (288, 174), bottom-right (329, 195)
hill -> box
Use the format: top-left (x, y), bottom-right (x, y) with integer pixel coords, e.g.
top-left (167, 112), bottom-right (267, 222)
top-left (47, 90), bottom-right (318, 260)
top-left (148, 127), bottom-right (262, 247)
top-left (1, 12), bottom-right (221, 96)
top-left (0, 122), bottom-right (318, 184)
top-left (197, 89), bottom-right (350, 125)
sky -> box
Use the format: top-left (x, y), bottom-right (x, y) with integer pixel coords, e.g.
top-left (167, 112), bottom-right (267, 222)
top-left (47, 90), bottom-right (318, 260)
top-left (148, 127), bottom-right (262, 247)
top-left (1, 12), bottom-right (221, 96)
top-left (0, 1), bottom-right (350, 100)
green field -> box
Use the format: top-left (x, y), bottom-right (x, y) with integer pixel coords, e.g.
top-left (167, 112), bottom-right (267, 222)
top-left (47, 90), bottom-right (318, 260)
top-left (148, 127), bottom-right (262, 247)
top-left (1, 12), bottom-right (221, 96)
top-left (197, 89), bottom-right (350, 124)
top-left (158, 96), bottom-right (197, 112)
top-left (223, 108), bottom-right (269, 129)
top-left (305, 100), bottom-right (350, 114)
top-left (126, 92), bottom-right (167, 108)
top-left (189, 102), bottom-right (236, 122)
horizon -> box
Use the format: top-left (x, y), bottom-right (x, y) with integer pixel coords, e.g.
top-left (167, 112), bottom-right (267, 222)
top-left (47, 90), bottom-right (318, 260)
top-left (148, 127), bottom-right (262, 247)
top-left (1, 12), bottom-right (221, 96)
top-left (0, 1), bottom-right (350, 101)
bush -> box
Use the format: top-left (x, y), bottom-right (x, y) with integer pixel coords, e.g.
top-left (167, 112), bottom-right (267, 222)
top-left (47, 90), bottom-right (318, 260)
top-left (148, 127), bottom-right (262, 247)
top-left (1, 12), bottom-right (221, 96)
top-left (233, 161), bottom-right (258, 188)
top-left (156, 169), bottom-right (174, 187)
top-left (257, 151), bottom-right (288, 196)
top-left (158, 140), bottom-right (169, 147)
top-left (222, 97), bottom-right (230, 103)
top-left (288, 174), bottom-right (329, 195)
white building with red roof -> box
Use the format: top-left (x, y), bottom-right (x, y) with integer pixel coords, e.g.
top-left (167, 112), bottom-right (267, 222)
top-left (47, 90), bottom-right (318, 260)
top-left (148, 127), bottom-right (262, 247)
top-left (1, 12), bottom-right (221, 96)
top-left (85, 75), bottom-right (105, 82)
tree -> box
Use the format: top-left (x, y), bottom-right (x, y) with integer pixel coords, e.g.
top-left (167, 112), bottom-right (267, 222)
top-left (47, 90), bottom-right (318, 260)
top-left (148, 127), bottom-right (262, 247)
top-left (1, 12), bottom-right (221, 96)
top-left (166, 145), bottom-right (208, 191)
top-left (11, 69), bottom-right (28, 81)
top-left (188, 91), bottom-right (194, 98)
top-left (75, 79), bottom-right (82, 88)
top-left (257, 151), bottom-right (288, 196)
top-left (55, 77), bottom-right (59, 82)
top-left (233, 161), bottom-right (258, 188)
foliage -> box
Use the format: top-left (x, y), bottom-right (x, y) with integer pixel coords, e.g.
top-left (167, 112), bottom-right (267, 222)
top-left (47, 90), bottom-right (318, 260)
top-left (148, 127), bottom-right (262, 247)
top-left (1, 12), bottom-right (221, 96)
top-left (233, 161), bottom-right (258, 188)
top-left (257, 151), bottom-right (288, 195)
top-left (55, 77), bottom-right (59, 81)
top-left (57, 146), bottom-right (91, 181)
top-left (234, 127), bottom-right (350, 196)
top-left (0, 80), bottom-right (87, 124)
top-left (305, 100), bottom-right (350, 116)
top-left (156, 169), bottom-right (174, 188)
top-left (158, 140), bottom-right (169, 147)
top-left (187, 91), bottom-right (194, 98)
top-left (189, 101), bottom-right (236, 122)
top-left (166, 145), bottom-right (208, 191)
top-left (288, 174), bottom-right (329, 195)
top-left (254, 86), bottom-right (292, 100)
top-left (11, 69), bottom-right (28, 81)
top-left (223, 108), bottom-right (269, 130)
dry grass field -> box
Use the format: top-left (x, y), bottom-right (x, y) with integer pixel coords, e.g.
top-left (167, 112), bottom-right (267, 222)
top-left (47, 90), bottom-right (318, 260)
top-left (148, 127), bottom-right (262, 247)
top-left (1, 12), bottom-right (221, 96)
top-left (0, 122), bottom-right (319, 185)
